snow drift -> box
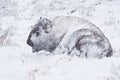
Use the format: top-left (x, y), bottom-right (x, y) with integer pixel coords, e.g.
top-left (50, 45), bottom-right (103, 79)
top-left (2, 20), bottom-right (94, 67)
top-left (0, 0), bottom-right (120, 80)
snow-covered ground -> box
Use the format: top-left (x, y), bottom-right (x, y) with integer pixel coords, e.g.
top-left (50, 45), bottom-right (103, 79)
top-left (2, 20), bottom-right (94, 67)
top-left (0, 0), bottom-right (120, 80)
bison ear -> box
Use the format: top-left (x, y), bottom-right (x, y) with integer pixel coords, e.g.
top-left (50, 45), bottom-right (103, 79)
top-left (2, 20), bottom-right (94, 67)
top-left (40, 17), bottom-right (42, 19)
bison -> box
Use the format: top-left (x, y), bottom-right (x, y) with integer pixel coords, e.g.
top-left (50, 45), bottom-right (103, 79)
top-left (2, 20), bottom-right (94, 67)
top-left (27, 16), bottom-right (112, 58)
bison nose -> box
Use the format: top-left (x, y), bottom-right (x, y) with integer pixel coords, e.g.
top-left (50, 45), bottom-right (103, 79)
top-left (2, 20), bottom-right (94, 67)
top-left (27, 37), bottom-right (34, 47)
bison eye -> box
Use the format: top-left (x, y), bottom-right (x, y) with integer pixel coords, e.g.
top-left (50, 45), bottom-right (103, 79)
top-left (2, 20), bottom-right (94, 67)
top-left (36, 32), bottom-right (40, 36)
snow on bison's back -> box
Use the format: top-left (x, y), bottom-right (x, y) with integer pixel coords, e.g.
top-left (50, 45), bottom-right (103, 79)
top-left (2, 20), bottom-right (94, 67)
top-left (53, 16), bottom-right (113, 58)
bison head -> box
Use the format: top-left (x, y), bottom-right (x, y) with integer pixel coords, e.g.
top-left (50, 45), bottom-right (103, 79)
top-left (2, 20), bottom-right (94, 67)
top-left (26, 17), bottom-right (63, 53)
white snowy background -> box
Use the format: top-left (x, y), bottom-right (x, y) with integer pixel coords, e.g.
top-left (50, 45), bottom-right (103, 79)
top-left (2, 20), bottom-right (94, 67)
top-left (0, 0), bottom-right (120, 80)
